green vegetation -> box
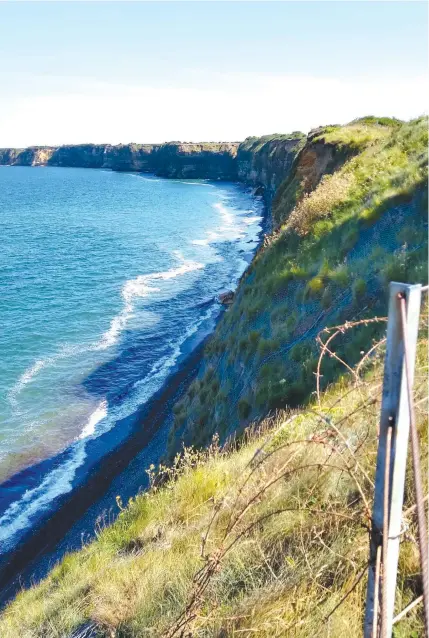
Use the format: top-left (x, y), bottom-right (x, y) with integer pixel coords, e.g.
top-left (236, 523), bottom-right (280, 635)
top-left (239, 132), bottom-right (306, 154)
top-left (2, 116), bottom-right (427, 637)
top-left (1, 333), bottom-right (426, 637)
top-left (312, 121), bottom-right (392, 151)
top-left (172, 117), bottom-right (428, 455)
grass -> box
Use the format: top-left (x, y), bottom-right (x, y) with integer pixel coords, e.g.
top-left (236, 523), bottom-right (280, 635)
top-left (170, 116), bottom-right (428, 456)
top-left (1, 115), bottom-right (427, 638)
top-left (312, 121), bottom-right (392, 151)
top-left (1, 325), bottom-right (427, 637)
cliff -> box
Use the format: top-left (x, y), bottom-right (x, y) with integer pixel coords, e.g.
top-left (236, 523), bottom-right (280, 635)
top-left (0, 141), bottom-right (240, 180)
top-left (0, 138), bottom-right (304, 191)
top-left (236, 132), bottom-right (305, 205)
top-left (0, 116), bottom-right (427, 637)
top-left (2, 335), bottom-right (426, 636)
top-left (168, 116), bottom-right (428, 454)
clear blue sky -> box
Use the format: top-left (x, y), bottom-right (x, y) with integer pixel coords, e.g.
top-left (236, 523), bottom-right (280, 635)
top-left (0, 1), bottom-right (427, 145)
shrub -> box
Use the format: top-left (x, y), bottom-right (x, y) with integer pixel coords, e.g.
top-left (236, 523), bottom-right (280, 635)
top-left (199, 387), bottom-right (210, 406)
top-left (289, 264), bottom-right (308, 279)
top-left (173, 401), bottom-right (185, 415)
top-left (187, 380), bottom-right (200, 400)
top-left (290, 342), bottom-right (312, 363)
top-left (352, 278), bottom-right (366, 300)
top-left (248, 330), bottom-right (261, 349)
top-left (238, 398), bottom-right (252, 420)
top-left (239, 338), bottom-right (248, 353)
top-left (329, 265), bottom-right (349, 287)
top-left (305, 276), bottom-right (324, 298)
top-left (321, 286), bottom-right (333, 309)
top-left (211, 378), bottom-right (220, 394)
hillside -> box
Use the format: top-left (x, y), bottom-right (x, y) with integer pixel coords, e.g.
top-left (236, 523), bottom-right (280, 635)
top-left (0, 116), bottom-right (427, 636)
top-left (0, 134), bottom-right (305, 187)
top-left (168, 117), bottom-right (428, 457)
top-left (0, 328), bottom-right (427, 637)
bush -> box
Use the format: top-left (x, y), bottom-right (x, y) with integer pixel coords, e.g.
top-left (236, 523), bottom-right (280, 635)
top-left (328, 265), bottom-right (349, 287)
top-left (305, 276), bottom-right (324, 298)
top-left (211, 378), bottom-right (220, 394)
top-left (352, 278), bottom-right (366, 300)
top-left (290, 342), bottom-right (312, 363)
top-left (248, 330), bottom-right (261, 350)
top-left (239, 338), bottom-right (248, 353)
top-left (187, 380), bottom-right (200, 400)
top-left (238, 398), bottom-right (252, 420)
top-left (321, 286), bottom-right (333, 309)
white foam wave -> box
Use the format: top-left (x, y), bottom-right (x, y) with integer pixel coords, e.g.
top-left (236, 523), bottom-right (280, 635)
top-left (8, 360), bottom-right (49, 407)
top-left (0, 301), bottom-right (219, 549)
top-left (78, 400), bottom-right (108, 440)
top-left (213, 201), bottom-right (235, 225)
top-left (0, 400), bottom-right (108, 548)
top-left (129, 174), bottom-right (162, 182)
top-left (8, 253), bottom-right (204, 406)
top-left (133, 301), bottom-right (219, 394)
top-left (97, 252), bottom-right (203, 351)
top-left (176, 181), bottom-right (214, 187)
top-left (192, 198), bottom-right (253, 247)
top-left (7, 344), bottom-right (88, 408)
top-left (242, 215), bottom-right (263, 225)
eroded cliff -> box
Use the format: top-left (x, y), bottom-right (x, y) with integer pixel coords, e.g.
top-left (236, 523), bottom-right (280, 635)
top-left (168, 117), bottom-right (428, 454)
top-left (0, 142), bottom-right (240, 180)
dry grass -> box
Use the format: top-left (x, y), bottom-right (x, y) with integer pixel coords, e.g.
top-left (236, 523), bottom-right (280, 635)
top-left (288, 172), bottom-right (354, 236)
top-left (1, 314), bottom-right (427, 638)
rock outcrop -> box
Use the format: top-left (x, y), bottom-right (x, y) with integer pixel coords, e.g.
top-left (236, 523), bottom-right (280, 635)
top-left (236, 133), bottom-right (305, 206)
top-left (0, 142), bottom-right (240, 180)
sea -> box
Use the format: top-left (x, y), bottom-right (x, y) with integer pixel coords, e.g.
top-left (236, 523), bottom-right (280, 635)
top-left (0, 165), bottom-right (263, 555)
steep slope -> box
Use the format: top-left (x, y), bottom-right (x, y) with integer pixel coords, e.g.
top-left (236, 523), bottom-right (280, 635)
top-left (168, 117), bottom-right (428, 455)
top-left (0, 136), bottom-right (305, 185)
top-left (0, 334), bottom-right (426, 637)
top-left (0, 117), bottom-right (427, 637)
top-left (236, 132), bottom-right (306, 206)
top-left (0, 142), bottom-right (240, 179)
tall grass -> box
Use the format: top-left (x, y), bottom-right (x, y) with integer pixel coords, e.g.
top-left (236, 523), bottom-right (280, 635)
top-left (1, 314), bottom-right (427, 637)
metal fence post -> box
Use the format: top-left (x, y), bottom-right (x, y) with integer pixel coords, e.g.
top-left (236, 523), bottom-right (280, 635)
top-left (364, 282), bottom-right (422, 637)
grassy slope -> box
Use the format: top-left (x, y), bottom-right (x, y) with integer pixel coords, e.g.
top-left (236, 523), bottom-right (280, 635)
top-left (169, 117), bottom-right (428, 454)
top-left (1, 331), bottom-right (427, 637)
top-left (1, 117), bottom-right (427, 637)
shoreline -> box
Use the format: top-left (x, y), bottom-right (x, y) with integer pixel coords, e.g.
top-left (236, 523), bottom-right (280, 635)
top-left (0, 334), bottom-right (210, 604)
top-left (0, 174), bottom-right (268, 606)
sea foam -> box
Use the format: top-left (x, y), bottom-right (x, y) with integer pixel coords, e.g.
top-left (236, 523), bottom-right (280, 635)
top-left (98, 252), bottom-right (203, 351)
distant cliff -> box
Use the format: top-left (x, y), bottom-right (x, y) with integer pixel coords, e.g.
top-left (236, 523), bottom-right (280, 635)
top-left (236, 133), bottom-right (305, 205)
top-left (0, 142), bottom-right (240, 180)
top-left (0, 137), bottom-right (306, 200)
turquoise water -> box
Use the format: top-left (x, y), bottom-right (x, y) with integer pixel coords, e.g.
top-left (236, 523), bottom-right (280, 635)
top-left (0, 166), bottom-right (262, 548)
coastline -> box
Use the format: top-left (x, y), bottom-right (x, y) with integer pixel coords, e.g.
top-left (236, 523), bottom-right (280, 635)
top-left (0, 333), bottom-right (210, 604)
top-left (0, 176), bottom-right (269, 606)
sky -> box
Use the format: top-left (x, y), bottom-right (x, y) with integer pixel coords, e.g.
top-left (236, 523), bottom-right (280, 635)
top-left (0, 1), bottom-right (427, 146)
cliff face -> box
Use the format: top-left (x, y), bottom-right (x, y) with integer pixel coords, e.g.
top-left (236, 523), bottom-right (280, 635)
top-left (168, 117), bottom-right (428, 454)
top-left (0, 142), bottom-right (240, 180)
top-left (152, 142), bottom-right (239, 179)
top-left (0, 138), bottom-right (305, 187)
top-left (0, 147), bottom-right (55, 166)
top-left (0, 137), bottom-right (312, 197)
top-left (236, 133), bottom-right (305, 205)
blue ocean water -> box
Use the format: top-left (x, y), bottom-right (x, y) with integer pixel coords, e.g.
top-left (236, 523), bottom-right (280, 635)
top-left (0, 166), bottom-right (263, 550)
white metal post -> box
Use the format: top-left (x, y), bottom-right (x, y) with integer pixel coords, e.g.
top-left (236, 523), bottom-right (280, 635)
top-left (364, 282), bottom-right (422, 637)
